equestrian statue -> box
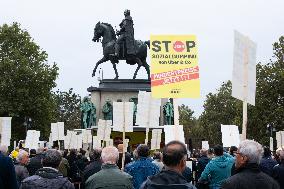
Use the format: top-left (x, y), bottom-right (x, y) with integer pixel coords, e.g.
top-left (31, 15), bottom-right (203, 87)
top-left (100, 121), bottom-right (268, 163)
top-left (92, 9), bottom-right (150, 80)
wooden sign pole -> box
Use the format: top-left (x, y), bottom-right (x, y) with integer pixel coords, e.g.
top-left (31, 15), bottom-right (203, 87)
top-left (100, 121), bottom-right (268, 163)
top-left (122, 102), bottom-right (126, 170)
top-left (241, 39), bottom-right (249, 141)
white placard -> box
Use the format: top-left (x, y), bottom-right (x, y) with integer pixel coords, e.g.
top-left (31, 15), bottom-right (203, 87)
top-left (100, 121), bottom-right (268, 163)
top-left (25, 130), bottom-right (40, 149)
top-left (51, 122), bottom-right (65, 141)
top-left (93, 136), bottom-right (101, 149)
top-left (105, 139), bottom-right (114, 147)
top-left (75, 134), bottom-right (83, 150)
top-left (232, 30), bottom-right (257, 106)
top-left (202, 141), bottom-right (209, 150)
top-left (113, 102), bottom-right (134, 132)
top-left (164, 125), bottom-right (185, 144)
top-left (221, 124), bottom-right (240, 147)
top-left (97, 119), bottom-right (112, 141)
top-left (82, 129), bottom-right (92, 143)
top-left (0, 117), bottom-right (12, 147)
top-left (276, 131), bottom-right (284, 148)
top-left (270, 137), bottom-right (273, 152)
top-left (64, 130), bottom-right (76, 149)
top-left (136, 91), bottom-right (161, 127)
top-left (151, 129), bottom-right (162, 150)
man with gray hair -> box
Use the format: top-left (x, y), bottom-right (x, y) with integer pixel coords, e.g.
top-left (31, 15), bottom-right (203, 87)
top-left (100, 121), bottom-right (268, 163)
top-left (14, 149), bottom-right (29, 187)
top-left (85, 146), bottom-right (133, 189)
top-left (20, 149), bottom-right (74, 189)
top-left (222, 140), bottom-right (279, 189)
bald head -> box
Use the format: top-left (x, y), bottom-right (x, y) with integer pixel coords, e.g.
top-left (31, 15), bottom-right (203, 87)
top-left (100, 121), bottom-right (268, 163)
top-left (162, 140), bottom-right (187, 167)
top-left (101, 146), bottom-right (119, 164)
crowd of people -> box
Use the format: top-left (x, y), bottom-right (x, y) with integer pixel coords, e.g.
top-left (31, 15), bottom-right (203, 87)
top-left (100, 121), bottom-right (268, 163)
top-left (0, 140), bottom-right (284, 189)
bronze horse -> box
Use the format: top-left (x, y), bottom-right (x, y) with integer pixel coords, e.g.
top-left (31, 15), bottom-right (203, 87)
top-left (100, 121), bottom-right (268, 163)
top-left (92, 22), bottom-right (150, 80)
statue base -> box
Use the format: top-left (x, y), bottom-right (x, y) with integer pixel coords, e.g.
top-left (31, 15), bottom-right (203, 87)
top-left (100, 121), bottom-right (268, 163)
top-left (88, 79), bottom-right (155, 125)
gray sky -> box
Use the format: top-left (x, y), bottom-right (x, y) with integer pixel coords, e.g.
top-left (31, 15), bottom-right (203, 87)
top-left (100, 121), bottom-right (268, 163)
top-left (1, 0), bottom-right (283, 117)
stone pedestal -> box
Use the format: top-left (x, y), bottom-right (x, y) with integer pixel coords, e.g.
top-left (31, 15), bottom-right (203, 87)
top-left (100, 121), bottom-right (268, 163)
top-left (88, 79), bottom-right (169, 126)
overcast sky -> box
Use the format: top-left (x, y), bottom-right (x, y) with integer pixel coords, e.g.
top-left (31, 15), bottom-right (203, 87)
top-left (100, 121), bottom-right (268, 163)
top-left (1, 0), bottom-right (283, 117)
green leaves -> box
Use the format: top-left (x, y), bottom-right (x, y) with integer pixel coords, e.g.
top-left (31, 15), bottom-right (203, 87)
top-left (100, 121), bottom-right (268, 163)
top-left (0, 22), bottom-right (59, 140)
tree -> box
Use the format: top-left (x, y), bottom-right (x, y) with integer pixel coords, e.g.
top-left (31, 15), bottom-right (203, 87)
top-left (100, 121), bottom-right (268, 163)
top-left (199, 81), bottom-right (242, 146)
top-left (53, 88), bottom-right (81, 131)
top-left (0, 23), bottom-right (59, 140)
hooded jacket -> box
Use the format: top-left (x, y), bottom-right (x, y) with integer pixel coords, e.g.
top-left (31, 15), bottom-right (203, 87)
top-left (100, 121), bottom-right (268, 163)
top-left (140, 169), bottom-right (196, 189)
top-left (199, 153), bottom-right (234, 188)
top-left (20, 167), bottom-right (74, 189)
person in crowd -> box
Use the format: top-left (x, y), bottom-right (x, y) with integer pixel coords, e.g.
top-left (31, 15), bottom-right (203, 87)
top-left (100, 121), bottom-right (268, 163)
top-left (14, 149), bottom-right (30, 186)
top-left (125, 144), bottom-right (159, 189)
top-left (273, 148), bottom-right (284, 189)
top-left (58, 150), bottom-right (70, 177)
top-left (182, 162), bottom-right (193, 183)
top-left (83, 148), bottom-right (102, 182)
top-left (20, 149), bottom-right (75, 189)
top-left (229, 146), bottom-right (238, 175)
top-left (259, 146), bottom-right (278, 177)
top-left (0, 145), bottom-right (18, 189)
top-left (196, 148), bottom-right (210, 180)
top-left (221, 140), bottom-right (279, 189)
top-left (117, 143), bottom-right (132, 169)
top-left (207, 148), bottom-right (215, 159)
top-left (85, 146), bottom-right (133, 189)
top-left (10, 147), bottom-right (20, 162)
top-left (229, 146), bottom-right (238, 157)
top-left (67, 149), bottom-right (81, 183)
top-left (140, 140), bottom-right (196, 189)
top-left (26, 147), bottom-right (44, 176)
top-left (152, 151), bottom-right (164, 171)
top-left (29, 149), bottom-right (37, 158)
top-left (76, 150), bottom-right (88, 173)
top-left (199, 145), bottom-right (234, 189)
top-left (132, 149), bottom-right (139, 161)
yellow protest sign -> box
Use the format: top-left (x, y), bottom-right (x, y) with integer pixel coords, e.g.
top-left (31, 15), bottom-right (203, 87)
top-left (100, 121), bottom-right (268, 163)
top-left (150, 35), bottom-right (200, 98)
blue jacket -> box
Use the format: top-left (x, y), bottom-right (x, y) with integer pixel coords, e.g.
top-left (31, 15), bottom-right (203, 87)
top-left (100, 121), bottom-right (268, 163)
top-left (200, 153), bottom-right (234, 189)
top-left (259, 156), bottom-right (278, 177)
top-left (125, 157), bottom-right (159, 189)
top-left (0, 152), bottom-right (18, 189)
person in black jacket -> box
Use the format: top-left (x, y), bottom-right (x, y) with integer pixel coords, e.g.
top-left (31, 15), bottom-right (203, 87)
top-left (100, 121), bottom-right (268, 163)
top-left (140, 140), bottom-right (196, 189)
top-left (83, 148), bottom-right (102, 182)
top-left (20, 149), bottom-right (74, 189)
top-left (221, 140), bottom-right (279, 189)
top-left (26, 147), bottom-right (44, 175)
top-left (273, 148), bottom-right (284, 189)
top-left (0, 145), bottom-right (18, 189)
top-left (259, 146), bottom-right (277, 177)
top-left (196, 149), bottom-right (210, 180)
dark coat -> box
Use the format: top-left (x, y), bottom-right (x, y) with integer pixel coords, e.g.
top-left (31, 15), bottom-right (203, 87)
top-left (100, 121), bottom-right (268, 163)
top-left (221, 163), bottom-right (280, 189)
top-left (83, 160), bottom-right (102, 182)
top-left (196, 155), bottom-right (210, 180)
top-left (26, 154), bottom-right (44, 176)
top-left (14, 162), bottom-right (29, 187)
top-left (118, 152), bottom-right (132, 169)
top-left (20, 167), bottom-right (75, 189)
top-left (259, 156), bottom-right (278, 176)
top-left (273, 162), bottom-right (284, 189)
top-left (140, 169), bottom-right (196, 189)
top-left (0, 152), bottom-right (18, 189)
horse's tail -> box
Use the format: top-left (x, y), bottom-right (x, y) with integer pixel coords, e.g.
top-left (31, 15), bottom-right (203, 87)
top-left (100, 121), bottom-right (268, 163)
top-left (144, 40), bottom-right (150, 48)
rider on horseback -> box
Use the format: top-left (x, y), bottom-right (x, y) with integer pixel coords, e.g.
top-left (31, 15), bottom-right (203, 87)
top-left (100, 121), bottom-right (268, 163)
top-left (114, 9), bottom-right (135, 57)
